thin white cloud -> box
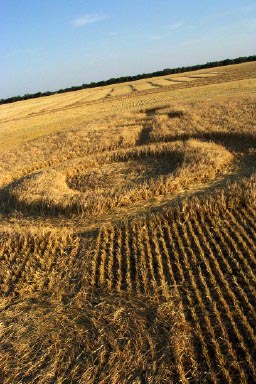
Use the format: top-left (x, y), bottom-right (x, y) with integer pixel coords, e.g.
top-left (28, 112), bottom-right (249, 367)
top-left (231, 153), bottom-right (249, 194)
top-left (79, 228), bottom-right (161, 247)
top-left (198, 4), bottom-right (256, 26)
top-left (151, 21), bottom-right (187, 40)
top-left (180, 36), bottom-right (209, 47)
top-left (239, 3), bottom-right (256, 13)
top-left (108, 32), bottom-right (118, 37)
top-left (151, 33), bottom-right (168, 41)
top-left (168, 21), bottom-right (185, 30)
top-left (72, 14), bottom-right (106, 28)
top-left (4, 48), bottom-right (35, 59)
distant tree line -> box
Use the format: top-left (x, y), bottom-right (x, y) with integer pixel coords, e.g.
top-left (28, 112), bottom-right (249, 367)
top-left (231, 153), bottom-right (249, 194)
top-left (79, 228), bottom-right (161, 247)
top-left (1, 55), bottom-right (255, 105)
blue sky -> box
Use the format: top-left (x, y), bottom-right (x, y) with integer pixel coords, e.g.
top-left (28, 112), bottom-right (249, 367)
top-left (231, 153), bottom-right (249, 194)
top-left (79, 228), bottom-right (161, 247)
top-left (1, 0), bottom-right (255, 98)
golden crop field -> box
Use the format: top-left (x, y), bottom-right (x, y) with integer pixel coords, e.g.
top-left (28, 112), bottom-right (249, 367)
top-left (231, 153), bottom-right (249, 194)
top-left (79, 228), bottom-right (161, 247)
top-left (0, 61), bottom-right (255, 383)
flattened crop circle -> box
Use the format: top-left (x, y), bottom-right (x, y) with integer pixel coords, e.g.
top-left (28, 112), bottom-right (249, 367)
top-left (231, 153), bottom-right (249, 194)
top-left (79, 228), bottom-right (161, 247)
top-left (4, 140), bottom-right (233, 217)
top-left (67, 151), bottom-right (183, 193)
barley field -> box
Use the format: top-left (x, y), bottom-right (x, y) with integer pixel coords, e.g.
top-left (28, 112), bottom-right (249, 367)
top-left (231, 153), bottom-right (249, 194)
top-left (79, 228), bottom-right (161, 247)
top-left (0, 61), bottom-right (255, 383)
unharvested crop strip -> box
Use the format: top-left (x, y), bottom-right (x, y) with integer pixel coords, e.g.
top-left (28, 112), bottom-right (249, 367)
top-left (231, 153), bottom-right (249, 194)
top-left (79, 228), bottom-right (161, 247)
top-left (97, 227), bottom-right (109, 288)
top-left (130, 222), bottom-right (141, 293)
top-left (127, 221), bottom-right (137, 291)
top-left (150, 216), bottom-right (174, 292)
top-left (122, 222), bottom-right (132, 291)
top-left (90, 229), bottom-right (102, 289)
top-left (112, 226), bottom-right (122, 291)
top-left (136, 223), bottom-right (152, 295)
top-left (154, 216), bottom-right (176, 288)
top-left (142, 223), bottom-right (159, 293)
top-left (104, 226), bottom-right (115, 290)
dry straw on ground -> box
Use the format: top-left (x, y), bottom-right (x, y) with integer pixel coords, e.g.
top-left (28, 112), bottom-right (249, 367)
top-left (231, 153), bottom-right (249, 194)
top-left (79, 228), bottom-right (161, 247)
top-left (0, 62), bottom-right (255, 383)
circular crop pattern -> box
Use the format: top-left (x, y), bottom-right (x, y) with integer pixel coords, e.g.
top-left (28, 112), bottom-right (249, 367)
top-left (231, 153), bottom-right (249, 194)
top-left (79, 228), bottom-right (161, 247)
top-left (67, 152), bottom-right (183, 193)
top-left (5, 139), bottom-right (233, 217)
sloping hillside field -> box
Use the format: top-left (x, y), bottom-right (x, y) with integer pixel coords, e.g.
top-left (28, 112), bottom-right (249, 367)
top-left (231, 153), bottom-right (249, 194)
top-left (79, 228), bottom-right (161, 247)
top-left (0, 62), bottom-right (255, 383)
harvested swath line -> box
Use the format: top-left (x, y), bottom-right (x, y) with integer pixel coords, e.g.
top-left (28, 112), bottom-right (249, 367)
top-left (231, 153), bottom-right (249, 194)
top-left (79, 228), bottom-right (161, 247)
top-left (1, 244), bottom-right (34, 297)
top-left (111, 85), bottom-right (133, 97)
top-left (191, 212), bottom-right (256, 336)
top-left (149, 216), bottom-right (173, 293)
top-left (105, 87), bottom-right (114, 98)
top-left (186, 216), bottom-right (254, 380)
top-left (13, 239), bottom-right (54, 296)
top-left (122, 222), bottom-right (132, 291)
top-left (111, 226), bottom-right (122, 291)
top-left (162, 220), bottom-right (189, 288)
top-left (147, 218), bottom-right (169, 296)
top-left (1, 233), bottom-right (37, 296)
top-left (226, 210), bottom-right (256, 252)
top-left (201, 220), bottom-right (256, 379)
top-left (154, 216), bottom-right (177, 288)
top-left (205, 212), bottom-right (256, 300)
top-left (193, 212), bottom-right (254, 332)
top-left (132, 81), bottom-right (158, 91)
top-left (236, 208), bottom-right (256, 241)
top-left (94, 227), bottom-right (109, 289)
top-left (81, 88), bottom-right (110, 101)
top-left (47, 236), bottom-right (83, 300)
top-left (165, 221), bottom-right (217, 382)
top-left (153, 217), bottom-right (198, 381)
top-left (177, 221), bottom-right (234, 383)
top-left (187, 257), bottom-right (245, 381)
top-left (149, 78), bottom-right (177, 87)
top-left (99, 226), bottom-right (112, 289)
top-left (136, 223), bottom-right (151, 295)
top-left (210, 212), bottom-right (256, 281)
top-left (129, 84), bottom-right (137, 92)
top-left (142, 222), bottom-right (160, 293)
top-left (182, 217), bottom-right (240, 382)
top-left (189, 74), bottom-right (218, 78)
top-left (222, 215), bottom-right (256, 277)
top-left (166, 77), bottom-right (196, 82)
top-left (198, 210), bottom-right (256, 313)
top-left (0, 237), bottom-right (18, 263)
top-left (105, 226), bottom-right (115, 291)
top-left (0, 255), bottom-right (17, 296)
top-left (201, 71), bottom-right (220, 74)
top-left (90, 228), bottom-right (102, 289)
top-left (117, 226), bottom-right (127, 292)
top-left (127, 221), bottom-right (137, 291)
top-left (130, 222), bottom-right (142, 293)
top-left (147, 81), bottom-right (160, 88)
top-left (100, 227), bottom-right (113, 289)
top-left (118, 223), bottom-right (128, 291)
top-left (244, 206), bottom-right (256, 232)
top-left (79, 88), bottom-right (105, 101)
top-left (0, 231), bottom-right (80, 300)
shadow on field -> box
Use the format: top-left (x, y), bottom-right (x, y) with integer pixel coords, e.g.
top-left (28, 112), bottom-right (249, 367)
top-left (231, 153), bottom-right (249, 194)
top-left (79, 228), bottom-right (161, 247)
top-left (136, 126), bottom-right (153, 145)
